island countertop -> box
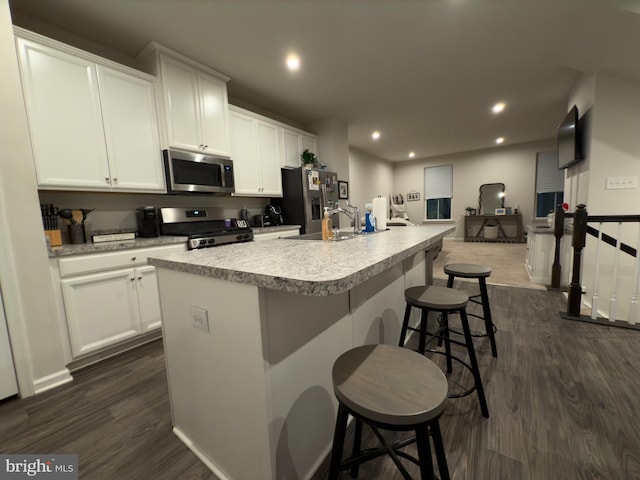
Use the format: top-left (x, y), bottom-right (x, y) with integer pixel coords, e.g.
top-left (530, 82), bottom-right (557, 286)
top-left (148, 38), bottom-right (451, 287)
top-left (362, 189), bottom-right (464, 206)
top-left (148, 225), bottom-right (453, 296)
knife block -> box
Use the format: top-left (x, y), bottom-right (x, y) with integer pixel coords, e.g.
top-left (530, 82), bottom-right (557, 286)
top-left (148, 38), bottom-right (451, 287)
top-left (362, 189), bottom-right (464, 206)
top-left (45, 229), bottom-right (62, 247)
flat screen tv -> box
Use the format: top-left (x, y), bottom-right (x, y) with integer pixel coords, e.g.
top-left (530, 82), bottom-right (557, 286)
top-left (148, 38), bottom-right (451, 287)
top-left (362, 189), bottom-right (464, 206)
top-left (557, 105), bottom-right (583, 169)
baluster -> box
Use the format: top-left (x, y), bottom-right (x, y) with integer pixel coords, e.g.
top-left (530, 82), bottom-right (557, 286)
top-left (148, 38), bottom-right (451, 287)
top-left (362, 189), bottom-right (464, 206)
top-left (568, 205), bottom-right (588, 318)
top-left (609, 222), bottom-right (623, 322)
top-left (629, 225), bottom-right (640, 325)
top-left (591, 222), bottom-right (603, 320)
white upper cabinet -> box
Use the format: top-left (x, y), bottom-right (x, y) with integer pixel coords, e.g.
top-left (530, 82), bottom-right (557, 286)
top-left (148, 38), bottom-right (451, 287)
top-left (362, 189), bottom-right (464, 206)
top-left (15, 30), bottom-right (164, 193)
top-left (96, 66), bottom-right (164, 191)
top-left (281, 126), bottom-right (319, 169)
top-left (140, 44), bottom-right (230, 157)
top-left (229, 106), bottom-right (283, 197)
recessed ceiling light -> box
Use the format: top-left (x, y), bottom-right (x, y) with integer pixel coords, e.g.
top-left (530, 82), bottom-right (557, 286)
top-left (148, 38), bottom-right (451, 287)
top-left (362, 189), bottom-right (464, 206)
top-left (371, 131), bottom-right (381, 140)
top-left (492, 102), bottom-right (506, 114)
top-left (408, 151), bottom-right (415, 158)
top-left (286, 54), bottom-right (300, 71)
top-left (495, 137), bottom-right (505, 144)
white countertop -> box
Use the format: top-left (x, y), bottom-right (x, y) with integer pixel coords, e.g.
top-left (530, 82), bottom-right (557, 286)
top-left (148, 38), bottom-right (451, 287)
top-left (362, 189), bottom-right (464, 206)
top-left (148, 225), bottom-right (453, 296)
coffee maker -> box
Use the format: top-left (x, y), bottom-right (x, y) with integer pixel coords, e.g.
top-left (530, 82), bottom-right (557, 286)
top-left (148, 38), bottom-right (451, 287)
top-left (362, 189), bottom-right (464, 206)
top-left (136, 206), bottom-right (159, 237)
top-left (267, 204), bottom-right (283, 226)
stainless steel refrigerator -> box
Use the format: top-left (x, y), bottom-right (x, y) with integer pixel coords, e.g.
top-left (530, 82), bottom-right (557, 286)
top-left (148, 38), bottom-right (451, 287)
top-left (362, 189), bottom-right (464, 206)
top-left (277, 167), bottom-right (340, 234)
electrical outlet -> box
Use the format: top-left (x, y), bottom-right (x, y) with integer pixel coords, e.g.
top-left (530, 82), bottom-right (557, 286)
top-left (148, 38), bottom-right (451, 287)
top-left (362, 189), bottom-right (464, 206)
top-left (605, 176), bottom-right (638, 190)
top-left (189, 305), bottom-right (209, 332)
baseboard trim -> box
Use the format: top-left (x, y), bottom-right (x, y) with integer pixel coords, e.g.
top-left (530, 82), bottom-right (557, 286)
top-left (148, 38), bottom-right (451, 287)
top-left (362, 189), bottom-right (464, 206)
top-left (33, 368), bottom-right (73, 395)
top-left (173, 427), bottom-right (231, 480)
top-left (560, 313), bottom-right (640, 331)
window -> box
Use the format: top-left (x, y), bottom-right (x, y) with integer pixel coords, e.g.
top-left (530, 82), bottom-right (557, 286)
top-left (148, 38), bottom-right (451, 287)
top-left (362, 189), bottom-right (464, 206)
top-left (424, 164), bottom-right (452, 220)
top-left (535, 151), bottom-right (564, 218)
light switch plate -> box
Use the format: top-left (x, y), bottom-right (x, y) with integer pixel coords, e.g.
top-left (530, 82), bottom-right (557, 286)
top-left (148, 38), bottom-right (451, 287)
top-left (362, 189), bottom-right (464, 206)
top-left (189, 305), bottom-right (209, 332)
top-left (605, 176), bottom-right (637, 190)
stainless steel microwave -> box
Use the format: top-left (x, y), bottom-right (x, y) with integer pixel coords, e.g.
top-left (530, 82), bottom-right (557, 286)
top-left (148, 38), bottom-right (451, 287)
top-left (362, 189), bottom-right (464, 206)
top-left (163, 149), bottom-right (235, 194)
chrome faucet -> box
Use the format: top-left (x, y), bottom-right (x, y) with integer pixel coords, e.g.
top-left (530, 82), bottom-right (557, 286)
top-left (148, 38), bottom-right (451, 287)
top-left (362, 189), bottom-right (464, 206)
top-left (327, 201), bottom-right (361, 236)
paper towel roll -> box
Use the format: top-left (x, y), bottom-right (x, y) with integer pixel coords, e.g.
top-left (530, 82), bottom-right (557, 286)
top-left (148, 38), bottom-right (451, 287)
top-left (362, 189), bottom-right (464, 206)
top-left (372, 196), bottom-right (387, 230)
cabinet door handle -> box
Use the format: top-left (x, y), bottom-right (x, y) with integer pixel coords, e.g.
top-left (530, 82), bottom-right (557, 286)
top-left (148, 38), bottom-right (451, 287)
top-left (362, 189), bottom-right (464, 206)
top-left (112, 177), bottom-right (118, 183)
top-left (130, 276), bottom-right (135, 282)
top-left (131, 256), bottom-right (136, 261)
top-left (105, 177), bottom-right (110, 184)
top-left (203, 145), bottom-right (208, 149)
top-left (137, 275), bottom-right (143, 280)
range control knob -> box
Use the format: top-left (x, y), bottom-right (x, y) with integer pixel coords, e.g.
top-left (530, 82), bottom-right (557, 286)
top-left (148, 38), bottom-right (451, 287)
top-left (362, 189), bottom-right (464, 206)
top-left (208, 238), bottom-right (215, 244)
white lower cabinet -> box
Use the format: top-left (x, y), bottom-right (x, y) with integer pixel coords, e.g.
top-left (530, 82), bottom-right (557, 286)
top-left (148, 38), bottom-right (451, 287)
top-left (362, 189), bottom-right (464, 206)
top-left (55, 244), bottom-right (185, 358)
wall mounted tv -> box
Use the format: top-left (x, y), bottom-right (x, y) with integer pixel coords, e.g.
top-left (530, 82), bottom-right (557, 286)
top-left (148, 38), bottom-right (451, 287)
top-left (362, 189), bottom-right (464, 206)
top-left (557, 104), bottom-right (584, 169)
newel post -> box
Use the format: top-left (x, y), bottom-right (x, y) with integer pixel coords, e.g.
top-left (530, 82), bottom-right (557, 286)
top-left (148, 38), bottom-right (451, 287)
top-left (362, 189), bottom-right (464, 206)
top-left (551, 204), bottom-right (565, 289)
top-left (567, 204), bottom-right (588, 317)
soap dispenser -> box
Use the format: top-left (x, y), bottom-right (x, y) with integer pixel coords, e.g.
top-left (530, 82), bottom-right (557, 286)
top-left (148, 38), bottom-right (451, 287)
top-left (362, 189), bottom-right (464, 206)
top-left (322, 207), bottom-right (333, 240)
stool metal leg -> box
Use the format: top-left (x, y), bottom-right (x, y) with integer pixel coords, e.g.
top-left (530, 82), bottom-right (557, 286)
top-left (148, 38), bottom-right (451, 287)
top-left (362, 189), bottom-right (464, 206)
top-left (441, 312), bottom-right (453, 374)
top-left (479, 277), bottom-right (498, 358)
top-left (430, 420), bottom-right (450, 480)
top-left (350, 419), bottom-right (363, 478)
top-left (460, 309), bottom-right (490, 418)
top-left (418, 308), bottom-right (428, 355)
top-left (329, 404), bottom-right (349, 479)
top-left (416, 427), bottom-right (435, 480)
top-left (399, 302), bottom-right (411, 346)
top-left (446, 274), bottom-right (454, 288)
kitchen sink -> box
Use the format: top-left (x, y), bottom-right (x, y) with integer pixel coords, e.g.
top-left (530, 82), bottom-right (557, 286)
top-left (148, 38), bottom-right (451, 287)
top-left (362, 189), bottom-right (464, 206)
top-left (285, 229), bottom-right (386, 242)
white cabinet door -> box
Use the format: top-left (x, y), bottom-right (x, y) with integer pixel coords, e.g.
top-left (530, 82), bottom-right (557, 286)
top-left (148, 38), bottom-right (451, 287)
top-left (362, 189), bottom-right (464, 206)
top-left (62, 268), bottom-right (140, 357)
top-left (281, 128), bottom-right (319, 169)
top-left (97, 66), bottom-right (164, 192)
top-left (135, 265), bottom-right (162, 332)
top-left (198, 71), bottom-right (230, 156)
top-left (229, 109), bottom-right (261, 194)
top-left (16, 37), bottom-right (110, 189)
top-left (282, 128), bottom-right (302, 168)
top-left (160, 55), bottom-right (230, 156)
top-left (256, 120), bottom-right (283, 196)
top-left (300, 134), bottom-right (318, 162)
top-left (161, 56), bottom-right (201, 152)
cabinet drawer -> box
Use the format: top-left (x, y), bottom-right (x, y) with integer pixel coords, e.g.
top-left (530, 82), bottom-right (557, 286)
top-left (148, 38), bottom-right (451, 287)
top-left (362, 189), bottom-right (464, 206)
top-left (59, 244), bottom-right (185, 278)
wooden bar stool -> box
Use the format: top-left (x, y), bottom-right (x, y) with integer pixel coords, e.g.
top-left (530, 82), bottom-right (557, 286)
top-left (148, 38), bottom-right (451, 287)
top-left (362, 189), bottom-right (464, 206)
top-left (328, 344), bottom-right (450, 480)
top-left (444, 263), bottom-right (497, 358)
top-left (398, 285), bottom-right (489, 418)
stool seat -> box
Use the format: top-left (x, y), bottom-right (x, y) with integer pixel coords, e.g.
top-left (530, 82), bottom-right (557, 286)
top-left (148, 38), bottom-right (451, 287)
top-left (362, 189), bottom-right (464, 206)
top-left (444, 263), bottom-right (491, 278)
top-left (333, 344), bottom-right (447, 427)
top-left (405, 285), bottom-right (468, 310)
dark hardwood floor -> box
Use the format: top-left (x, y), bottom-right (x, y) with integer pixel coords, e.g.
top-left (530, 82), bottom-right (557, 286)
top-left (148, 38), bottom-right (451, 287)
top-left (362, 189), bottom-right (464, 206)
top-left (2, 282), bottom-right (639, 479)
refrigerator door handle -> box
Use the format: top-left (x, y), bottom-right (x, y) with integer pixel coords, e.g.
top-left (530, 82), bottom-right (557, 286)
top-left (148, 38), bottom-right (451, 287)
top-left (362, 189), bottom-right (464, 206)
top-left (320, 184), bottom-right (327, 210)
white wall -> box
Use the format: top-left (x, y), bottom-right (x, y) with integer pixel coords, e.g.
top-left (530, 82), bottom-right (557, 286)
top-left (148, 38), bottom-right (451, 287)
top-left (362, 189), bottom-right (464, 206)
top-left (0, 0), bottom-right (71, 396)
top-left (348, 147), bottom-right (394, 220)
top-left (393, 140), bottom-right (554, 239)
top-left (567, 72), bottom-right (640, 323)
top-left (308, 118), bottom-right (349, 183)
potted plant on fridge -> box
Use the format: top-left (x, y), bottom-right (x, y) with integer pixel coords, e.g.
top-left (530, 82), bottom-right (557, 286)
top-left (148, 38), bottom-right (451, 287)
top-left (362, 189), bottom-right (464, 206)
top-left (301, 149), bottom-right (317, 168)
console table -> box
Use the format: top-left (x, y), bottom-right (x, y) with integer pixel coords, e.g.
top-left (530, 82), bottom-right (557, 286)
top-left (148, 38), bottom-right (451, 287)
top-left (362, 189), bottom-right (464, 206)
top-left (464, 214), bottom-right (524, 243)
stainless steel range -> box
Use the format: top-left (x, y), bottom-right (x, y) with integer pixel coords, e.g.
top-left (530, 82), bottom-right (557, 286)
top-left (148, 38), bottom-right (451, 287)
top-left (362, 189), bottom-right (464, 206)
top-left (159, 207), bottom-right (253, 250)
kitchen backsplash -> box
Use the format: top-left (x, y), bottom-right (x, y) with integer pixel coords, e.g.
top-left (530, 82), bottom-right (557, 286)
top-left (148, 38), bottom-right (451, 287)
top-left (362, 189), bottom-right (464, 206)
top-left (38, 191), bottom-right (270, 234)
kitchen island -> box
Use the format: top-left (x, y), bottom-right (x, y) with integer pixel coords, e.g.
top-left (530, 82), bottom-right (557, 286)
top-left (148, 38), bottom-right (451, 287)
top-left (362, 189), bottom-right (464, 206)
top-left (148, 225), bottom-right (453, 480)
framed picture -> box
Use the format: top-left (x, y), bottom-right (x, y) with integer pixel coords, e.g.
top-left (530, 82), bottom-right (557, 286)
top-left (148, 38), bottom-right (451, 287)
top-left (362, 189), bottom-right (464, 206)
top-left (338, 181), bottom-right (349, 199)
top-left (495, 208), bottom-right (506, 215)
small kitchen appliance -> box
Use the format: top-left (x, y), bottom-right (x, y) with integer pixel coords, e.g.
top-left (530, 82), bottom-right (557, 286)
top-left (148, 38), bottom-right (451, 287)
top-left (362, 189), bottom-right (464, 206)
top-left (136, 206), bottom-right (160, 238)
top-left (159, 207), bottom-right (253, 250)
top-left (163, 149), bottom-right (235, 195)
top-left (267, 204), bottom-right (283, 226)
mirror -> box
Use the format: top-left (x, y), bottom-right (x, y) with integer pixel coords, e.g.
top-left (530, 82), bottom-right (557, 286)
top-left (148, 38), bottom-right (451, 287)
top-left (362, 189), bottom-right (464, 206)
top-left (478, 183), bottom-right (505, 215)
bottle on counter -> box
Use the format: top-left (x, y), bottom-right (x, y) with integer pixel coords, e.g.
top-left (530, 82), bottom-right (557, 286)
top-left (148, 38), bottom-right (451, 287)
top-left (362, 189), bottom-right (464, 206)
top-left (322, 207), bottom-right (333, 241)
top-left (365, 203), bottom-right (376, 233)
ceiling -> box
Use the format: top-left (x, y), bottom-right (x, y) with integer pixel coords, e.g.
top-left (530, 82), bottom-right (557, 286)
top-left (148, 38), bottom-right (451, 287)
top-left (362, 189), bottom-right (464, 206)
top-left (8, 0), bottom-right (640, 162)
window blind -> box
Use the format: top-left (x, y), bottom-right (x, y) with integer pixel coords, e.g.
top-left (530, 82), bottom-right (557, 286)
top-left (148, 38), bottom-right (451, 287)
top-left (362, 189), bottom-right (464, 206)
top-left (424, 164), bottom-right (452, 199)
top-left (535, 151), bottom-right (564, 193)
